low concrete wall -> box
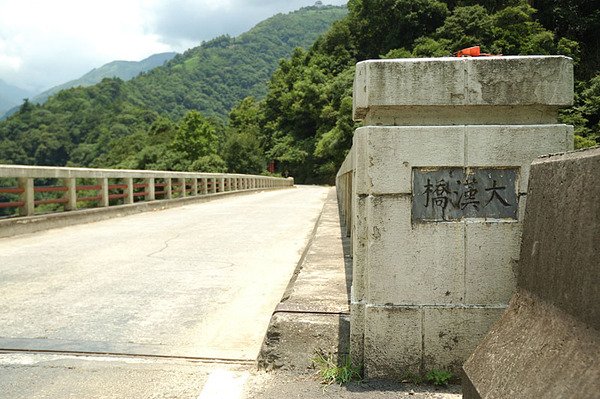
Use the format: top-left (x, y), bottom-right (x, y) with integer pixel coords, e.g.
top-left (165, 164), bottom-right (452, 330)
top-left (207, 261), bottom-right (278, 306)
top-left (0, 165), bottom-right (293, 237)
top-left (463, 147), bottom-right (600, 398)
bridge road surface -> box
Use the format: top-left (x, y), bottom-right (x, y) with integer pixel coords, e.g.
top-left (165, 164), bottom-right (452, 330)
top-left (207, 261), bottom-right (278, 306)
top-left (0, 185), bottom-right (329, 398)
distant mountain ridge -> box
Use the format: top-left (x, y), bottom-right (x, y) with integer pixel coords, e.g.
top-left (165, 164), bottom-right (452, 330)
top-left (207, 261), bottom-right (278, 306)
top-left (31, 52), bottom-right (177, 105)
top-left (0, 80), bottom-right (34, 117)
top-left (1, 52), bottom-right (176, 120)
top-left (126, 5), bottom-right (349, 120)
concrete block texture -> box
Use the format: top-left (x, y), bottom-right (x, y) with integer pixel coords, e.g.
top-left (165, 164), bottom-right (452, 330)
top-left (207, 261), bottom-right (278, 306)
top-left (353, 56), bottom-right (573, 121)
top-left (352, 129), bottom-right (369, 196)
top-left (464, 221), bottom-right (520, 304)
top-left (466, 124), bottom-right (574, 193)
top-left (363, 305), bottom-right (422, 378)
top-left (354, 125), bottom-right (573, 196)
top-left (463, 148), bottom-right (600, 398)
top-left (363, 305), bottom-right (504, 378)
top-left (351, 196), bottom-right (368, 302)
top-left (356, 126), bottom-right (465, 195)
top-left (362, 105), bottom-right (563, 127)
top-left (345, 55), bottom-right (578, 383)
top-left (363, 196), bottom-right (526, 306)
top-left (463, 291), bottom-right (600, 399)
top-left (366, 195), bottom-right (464, 305)
top-left (519, 148), bottom-right (600, 329)
top-left (258, 312), bottom-right (350, 373)
top-left (349, 302), bottom-right (365, 369)
top-left (423, 307), bottom-right (505, 374)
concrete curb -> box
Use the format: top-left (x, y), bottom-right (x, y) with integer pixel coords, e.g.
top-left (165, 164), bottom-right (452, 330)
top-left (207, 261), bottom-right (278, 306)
top-left (257, 187), bottom-right (351, 373)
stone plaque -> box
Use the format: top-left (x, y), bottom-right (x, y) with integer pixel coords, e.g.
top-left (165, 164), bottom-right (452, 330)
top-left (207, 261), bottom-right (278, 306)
top-left (412, 167), bottom-right (518, 222)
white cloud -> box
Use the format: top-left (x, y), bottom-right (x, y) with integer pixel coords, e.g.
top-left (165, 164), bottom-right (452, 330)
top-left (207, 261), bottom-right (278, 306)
top-left (148, 0), bottom-right (347, 47)
top-left (0, 0), bottom-right (170, 91)
top-left (0, 0), bottom-right (347, 92)
top-left (0, 54), bottom-right (22, 73)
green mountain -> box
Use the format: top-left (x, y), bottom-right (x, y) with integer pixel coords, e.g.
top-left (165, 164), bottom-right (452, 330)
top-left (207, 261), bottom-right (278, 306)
top-left (31, 52), bottom-right (177, 105)
top-left (0, 80), bottom-right (34, 117)
top-left (0, 5), bottom-right (348, 170)
top-left (126, 5), bottom-right (348, 120)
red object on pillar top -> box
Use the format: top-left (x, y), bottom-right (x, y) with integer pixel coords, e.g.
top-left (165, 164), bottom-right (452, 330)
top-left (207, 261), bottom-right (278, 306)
top-left (454, 46), bottom-right (497, 57)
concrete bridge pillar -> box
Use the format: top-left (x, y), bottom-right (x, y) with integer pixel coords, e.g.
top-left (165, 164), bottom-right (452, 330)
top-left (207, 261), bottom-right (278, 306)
top-left (349, 56), bottom-right (574, 378)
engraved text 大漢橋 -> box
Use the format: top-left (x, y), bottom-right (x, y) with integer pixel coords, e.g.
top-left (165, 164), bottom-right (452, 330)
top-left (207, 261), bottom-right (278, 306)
top-left (412, 167), bottom-right (519, 222)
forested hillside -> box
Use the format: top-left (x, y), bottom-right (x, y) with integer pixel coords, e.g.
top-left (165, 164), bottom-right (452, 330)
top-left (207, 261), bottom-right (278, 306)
top-left (0, 1), bottom-right (597, 184)
top-left (0, 5), bottom-right (347, 172)
top-left (29, 53), bottom-right (177, 107)
top-left (236, 0), bottom-right (600, 183)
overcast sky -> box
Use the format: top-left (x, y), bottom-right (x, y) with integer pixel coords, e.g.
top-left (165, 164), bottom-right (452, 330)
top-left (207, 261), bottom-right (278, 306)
top-left (0, 0), bottom-right (347, 93)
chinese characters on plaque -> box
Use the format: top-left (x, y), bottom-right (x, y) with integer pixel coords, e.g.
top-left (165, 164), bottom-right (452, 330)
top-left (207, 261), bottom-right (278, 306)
top-left (412, 168), bottom-right (519, 222)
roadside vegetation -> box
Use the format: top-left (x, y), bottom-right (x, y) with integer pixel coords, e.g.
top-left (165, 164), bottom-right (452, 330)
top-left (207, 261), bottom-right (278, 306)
top-left (312, 350), bottom-right (362, 385)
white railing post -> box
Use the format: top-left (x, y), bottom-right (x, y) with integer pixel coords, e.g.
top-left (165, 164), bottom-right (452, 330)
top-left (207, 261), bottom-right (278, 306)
top-left (18, 177), bottom-right (34, 216)
top-left (64, 178), bottom-right (77, 211)
top-left (191, 178), bottom-right (198, 196)
top-left (100, 178), bottom-right (109, 207)
top-left (125, 178), bottom-right (134, 204)
top-left (146, 178), bottom-right (155, 201)
top-left (166, 178), bottom-right (172, 199)
top-left (180, 178), bottom-right (186, 198)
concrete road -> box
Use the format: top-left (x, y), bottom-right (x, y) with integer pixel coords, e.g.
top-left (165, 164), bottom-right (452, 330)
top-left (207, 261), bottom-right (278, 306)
top-left (0, 186), bottom-right (464, 399)
top-left (0, 352), bottom-right (240, 399)
top-left (0, 186), bottom-right (328, 397)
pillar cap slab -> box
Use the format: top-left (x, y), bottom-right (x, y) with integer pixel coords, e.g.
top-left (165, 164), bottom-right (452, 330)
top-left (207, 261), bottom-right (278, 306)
top-left (353, 56), bottom-right (574, 121)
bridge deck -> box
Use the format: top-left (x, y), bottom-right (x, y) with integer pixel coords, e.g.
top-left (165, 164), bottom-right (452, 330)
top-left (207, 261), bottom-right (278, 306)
top-left (0, 186), bottom-right (329, 362)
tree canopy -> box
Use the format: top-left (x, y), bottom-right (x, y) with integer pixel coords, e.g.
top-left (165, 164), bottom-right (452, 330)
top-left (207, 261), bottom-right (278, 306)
top-left (242, 0), bottom-right (596, 183)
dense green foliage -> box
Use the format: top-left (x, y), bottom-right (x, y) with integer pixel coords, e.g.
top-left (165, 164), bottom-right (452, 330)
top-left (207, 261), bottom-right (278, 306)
top-left (0, 5), bottom-right (347, 173)
top-left (0, 1), bottom-right (597, 184)
top-left (241, 0), bottom-right (598, 183)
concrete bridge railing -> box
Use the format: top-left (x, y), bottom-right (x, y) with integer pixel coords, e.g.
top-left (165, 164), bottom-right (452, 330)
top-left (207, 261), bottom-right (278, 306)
top-left (0, 164), bottom-right (293, 236)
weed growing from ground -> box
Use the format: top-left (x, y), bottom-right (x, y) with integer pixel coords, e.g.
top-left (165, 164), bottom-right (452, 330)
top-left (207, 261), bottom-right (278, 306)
top-left (425, 369), bottom-right (454, 386)
top-left (312, 350), bottom-right (361, 385)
